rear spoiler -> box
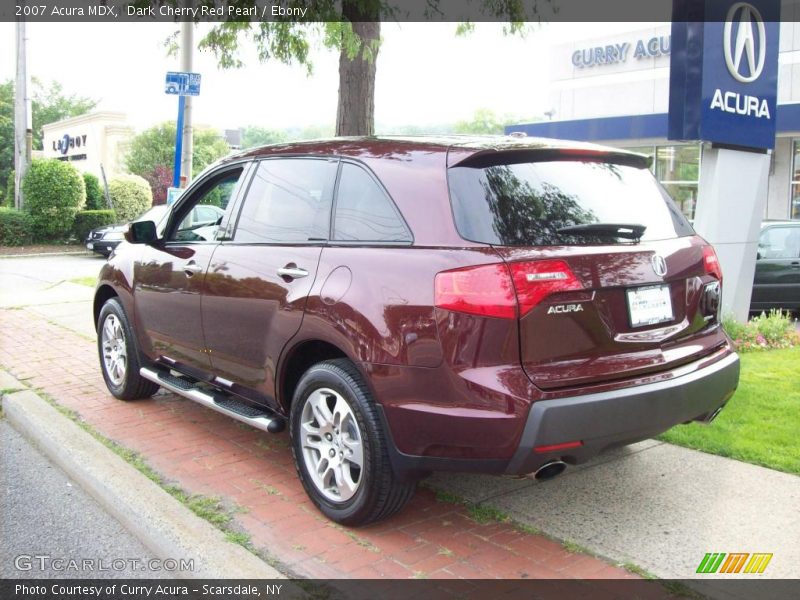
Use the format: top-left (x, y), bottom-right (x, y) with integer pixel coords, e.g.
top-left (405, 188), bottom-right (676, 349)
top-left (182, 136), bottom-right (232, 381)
top-left (449, 147), bottom-right (652, 170)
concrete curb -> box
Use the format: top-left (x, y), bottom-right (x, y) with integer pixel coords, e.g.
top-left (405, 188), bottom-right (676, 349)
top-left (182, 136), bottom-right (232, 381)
top-left (1, 377), bottom-right (287, 581)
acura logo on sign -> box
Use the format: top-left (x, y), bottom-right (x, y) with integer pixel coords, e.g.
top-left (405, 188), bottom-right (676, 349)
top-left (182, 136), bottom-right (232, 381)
top-left (651, 254), bottom-right (668, 277)
top-left (724, 2), bottom-right (766, 83)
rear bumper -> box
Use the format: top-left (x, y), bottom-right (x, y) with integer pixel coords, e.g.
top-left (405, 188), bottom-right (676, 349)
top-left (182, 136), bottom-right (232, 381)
top-left (504, 351), bottom-right (740, 475)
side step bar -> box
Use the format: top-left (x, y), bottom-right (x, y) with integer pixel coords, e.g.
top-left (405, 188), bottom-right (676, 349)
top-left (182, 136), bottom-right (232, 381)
top-left (140, 367), bottom-right (285, 433)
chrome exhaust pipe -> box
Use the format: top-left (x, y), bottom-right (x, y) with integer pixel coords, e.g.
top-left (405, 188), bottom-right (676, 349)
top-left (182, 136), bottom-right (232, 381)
top-left (534, 460), bottom-right (567, 481)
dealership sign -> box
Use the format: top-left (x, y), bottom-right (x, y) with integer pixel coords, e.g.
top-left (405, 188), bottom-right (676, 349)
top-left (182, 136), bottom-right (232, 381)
top-left (668, 0), bottom-right (780, 150)
top-left (572, 35), bottom-right (670, 68)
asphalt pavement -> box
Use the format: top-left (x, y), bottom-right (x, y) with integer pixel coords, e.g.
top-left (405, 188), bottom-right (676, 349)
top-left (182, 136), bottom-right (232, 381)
top-left (0, 419), bottom-right (160, 579)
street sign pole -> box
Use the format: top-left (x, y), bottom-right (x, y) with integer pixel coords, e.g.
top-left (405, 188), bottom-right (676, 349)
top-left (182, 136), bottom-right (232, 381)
top-left (173, 95), bottom-right (185, 188)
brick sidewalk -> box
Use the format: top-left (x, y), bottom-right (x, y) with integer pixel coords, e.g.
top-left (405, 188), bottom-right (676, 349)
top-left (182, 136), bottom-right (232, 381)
top-left (0, 306), bottom-right (642, 582)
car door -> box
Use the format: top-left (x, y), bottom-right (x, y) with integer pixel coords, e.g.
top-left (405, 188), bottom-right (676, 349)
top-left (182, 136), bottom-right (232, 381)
top-left (752, 224), bottom-right (800, 310)
top-left (201, 157), bottom-right (339, 407)
top-left (133, 164), bottom-right (249, 375)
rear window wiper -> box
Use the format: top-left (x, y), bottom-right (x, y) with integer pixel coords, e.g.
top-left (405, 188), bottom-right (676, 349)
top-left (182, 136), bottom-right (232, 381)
top-left (556, 223), bottom-right (646, 241)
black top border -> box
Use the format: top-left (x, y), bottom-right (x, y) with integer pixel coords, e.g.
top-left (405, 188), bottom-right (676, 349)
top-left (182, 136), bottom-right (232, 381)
top-left (4, 0), bottom-right (800, 24)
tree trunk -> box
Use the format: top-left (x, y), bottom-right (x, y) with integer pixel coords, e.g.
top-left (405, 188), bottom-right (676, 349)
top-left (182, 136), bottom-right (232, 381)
top-left (336, 12), bottom-right (380, 136)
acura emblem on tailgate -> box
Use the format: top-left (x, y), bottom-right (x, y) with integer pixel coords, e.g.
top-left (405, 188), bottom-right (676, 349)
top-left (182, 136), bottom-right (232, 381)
top-left (651, 254), bottom-right (668, 277)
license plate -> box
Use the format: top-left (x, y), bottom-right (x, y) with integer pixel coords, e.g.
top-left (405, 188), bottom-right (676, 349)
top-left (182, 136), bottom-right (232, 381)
top-left (627, 284), bottom-right (673, 327)
top-left (86, 242), bottom-right (94, 250)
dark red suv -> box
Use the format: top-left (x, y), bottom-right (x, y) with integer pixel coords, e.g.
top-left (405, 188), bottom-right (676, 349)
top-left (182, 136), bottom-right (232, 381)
top-left (94, 136), bottom-right (739, 525)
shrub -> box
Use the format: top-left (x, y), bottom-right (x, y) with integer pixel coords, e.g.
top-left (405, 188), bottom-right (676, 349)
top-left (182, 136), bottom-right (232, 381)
top-left (723, 310), bottom-right (800, 352)
top-left (22, 159), bottom-right (86, 241)
top-left (142, 165), bottom-right (172, 205)
top-left (83, 172), bottom-right (106, 210)
top-left (108, 174), bottom-right (152, 222)
top-left (0, 207), bottom-right (34, 246)
top-left (72, 209), bottom-right (117, 241)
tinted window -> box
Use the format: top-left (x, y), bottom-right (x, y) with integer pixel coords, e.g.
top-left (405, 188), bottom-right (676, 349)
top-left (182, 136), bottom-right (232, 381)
top-left (170, 169), bottom-right (242, 242)
top-left (333, 163), bottom-right (411, 242)
top-left (235, 159), bottom-right (336, 243)
top-left (759, 226), bottom-right (800, 259)
top-left (448, 160), bottom-right (694, 246)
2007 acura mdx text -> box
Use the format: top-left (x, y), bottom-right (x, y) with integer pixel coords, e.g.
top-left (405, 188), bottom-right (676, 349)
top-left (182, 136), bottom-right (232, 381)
top-left (93, 136), bottom-right (740, 525)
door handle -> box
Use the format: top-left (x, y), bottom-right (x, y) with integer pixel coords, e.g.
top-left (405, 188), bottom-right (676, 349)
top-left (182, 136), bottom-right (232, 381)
top-left (184, 260), bottom-right (203, 277)
top-left (277, 265), bottom-right (309, 279)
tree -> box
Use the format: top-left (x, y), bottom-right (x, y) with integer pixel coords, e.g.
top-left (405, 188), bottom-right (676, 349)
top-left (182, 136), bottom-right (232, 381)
top-left (31, 80), bottom-right (96, 150)
top-left (190, 2), bottom-right (535, 136)
top-left (125, 122), bottom-right (230, 184)
top-left (0, 79), bottom-right (96, 202)
top-left (454, 108), bottom-right (544, 135)
top-left (240, 126), bottom-right (289, 149)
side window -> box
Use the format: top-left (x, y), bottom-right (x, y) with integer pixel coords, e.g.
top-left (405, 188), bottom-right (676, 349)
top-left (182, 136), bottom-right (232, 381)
top-left (169, 169), bottom-right (243, 242)
top-left (333, 163), bottom-right (411, 242)
top-left (759, 227), bottom-right (800, 259)
top-left (235, 158), bottom-right (337, 243)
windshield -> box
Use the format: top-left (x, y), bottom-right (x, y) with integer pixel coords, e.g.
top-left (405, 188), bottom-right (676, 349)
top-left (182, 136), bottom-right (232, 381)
top-left (448, 159), bottom-right (694, 246)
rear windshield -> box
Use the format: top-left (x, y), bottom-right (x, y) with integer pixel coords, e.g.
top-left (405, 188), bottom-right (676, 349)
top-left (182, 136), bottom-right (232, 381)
top-left (448, 159), bottom-right (694, 246)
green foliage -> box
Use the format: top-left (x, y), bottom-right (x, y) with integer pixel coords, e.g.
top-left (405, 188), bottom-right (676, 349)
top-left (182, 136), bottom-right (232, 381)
top-left (0, 207), bottom-right (33, 246)
top-left (240, 126), bottom-right (288, 149)
top-left (72, 209), bottom-right (116, 241)
top-left (125, 122), bottom-right (230, 182)
top-left (107, 174), bottom-right (152, 222)
top-left (0, 79), bottom-right (96, 192)
top-left (453, 107), bottom-right (543, 135)
top-left (722, 310), bottom-right (799, 352)
top-left (0, 82), bottom-right (13, 197)
top-left (6, 170), bottom-right (15, 208)
top-left (83, 172), bottom-right (106, 210)
top-left (22, 159), bottom-right (86, 241)
top-left (31, 79), bottom-right (96, 151)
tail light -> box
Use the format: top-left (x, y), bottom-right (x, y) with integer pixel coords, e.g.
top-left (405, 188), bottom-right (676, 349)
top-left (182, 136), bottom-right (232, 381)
top-left (703, 246), bottom-right (723, 283)
top-left (435, 259), bottom-right (582, 319)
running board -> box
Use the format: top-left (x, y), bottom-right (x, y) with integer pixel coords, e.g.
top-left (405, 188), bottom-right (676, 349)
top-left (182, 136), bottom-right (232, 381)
top-left (140, 367), bottom-right (285, 433)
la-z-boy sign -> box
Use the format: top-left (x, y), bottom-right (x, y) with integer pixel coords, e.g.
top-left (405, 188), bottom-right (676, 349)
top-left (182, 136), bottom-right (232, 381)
top-left (669, 0), bottom-right (780, 150)
top-left (52, 133), bottom-right (88, 155)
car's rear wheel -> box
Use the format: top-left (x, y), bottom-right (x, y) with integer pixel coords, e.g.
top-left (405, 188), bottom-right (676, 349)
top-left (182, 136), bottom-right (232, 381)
top-left (97, 298), bottom-right (160, 401)
top-left (290, 358), bottom-right (416, 525)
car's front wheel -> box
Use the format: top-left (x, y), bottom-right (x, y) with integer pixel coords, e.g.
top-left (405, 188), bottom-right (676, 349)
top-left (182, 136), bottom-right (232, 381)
top-left (97, 298), bottom-right (160, 401)
top-left (290, 359), bottom-right (416, 525)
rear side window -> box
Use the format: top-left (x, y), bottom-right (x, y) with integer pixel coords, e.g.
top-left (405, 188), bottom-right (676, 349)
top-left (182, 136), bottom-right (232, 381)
top-left (235, 158), bottom-right (337, 243)
top-left (759, 226), bottom-right (800, 259)
top-left (333, 163), bottom-right (411, 242)
top-left (448, 159), bottom-right (694, 246)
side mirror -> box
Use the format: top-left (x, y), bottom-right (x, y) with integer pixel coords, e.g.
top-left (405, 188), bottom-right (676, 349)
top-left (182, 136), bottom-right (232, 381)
top-left (126, 220), bottom-right (158, 244)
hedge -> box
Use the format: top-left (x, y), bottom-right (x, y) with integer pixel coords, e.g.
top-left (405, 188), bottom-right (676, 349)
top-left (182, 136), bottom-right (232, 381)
top-left (108, 174), bottom-right (152, 222)
top-left (73, 209), bottom-right (117, 242)
top-left (0, 207), bottom-right (34, 246)
top-left (83, 172), bottom-right (106, 210)
top-left (22, 159), bottom-right (86, 241)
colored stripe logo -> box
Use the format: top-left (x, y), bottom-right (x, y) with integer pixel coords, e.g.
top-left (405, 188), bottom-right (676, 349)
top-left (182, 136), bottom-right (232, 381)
top-left (696, 552), bottom-right (772, 574)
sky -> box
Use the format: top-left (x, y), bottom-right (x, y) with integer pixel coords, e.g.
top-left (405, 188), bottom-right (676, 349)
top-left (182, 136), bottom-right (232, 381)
top-left (0, 21), bottom-right (645, 133)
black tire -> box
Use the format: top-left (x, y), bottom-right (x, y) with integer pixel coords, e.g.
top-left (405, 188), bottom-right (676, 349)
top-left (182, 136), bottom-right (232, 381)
top-left (290, 358), bottom-right (416, 526)
top-left (97, 297), bottom-right (160, 401)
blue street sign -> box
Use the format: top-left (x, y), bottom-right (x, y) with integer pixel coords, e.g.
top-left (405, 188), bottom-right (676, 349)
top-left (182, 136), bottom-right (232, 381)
top-left (165, 71), bottom-right (201, 97)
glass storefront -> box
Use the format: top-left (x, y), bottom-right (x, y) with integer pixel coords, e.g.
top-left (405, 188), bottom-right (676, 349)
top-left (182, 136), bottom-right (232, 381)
top-left (620, 144), bottom-right (700, 220)
top-left (790, 141), bottom-right (800, 219)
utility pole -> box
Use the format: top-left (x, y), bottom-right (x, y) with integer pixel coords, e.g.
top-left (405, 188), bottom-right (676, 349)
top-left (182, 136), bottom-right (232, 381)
top-left (14, 17), bottom-right (32, 209)
top-left (179, 16), bottom-right (194, 187)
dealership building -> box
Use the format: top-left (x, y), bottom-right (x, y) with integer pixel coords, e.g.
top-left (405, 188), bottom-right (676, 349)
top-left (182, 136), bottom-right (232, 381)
top-left (508, 23), bottom-right (800, 222)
